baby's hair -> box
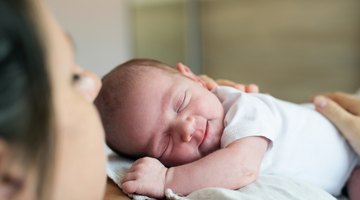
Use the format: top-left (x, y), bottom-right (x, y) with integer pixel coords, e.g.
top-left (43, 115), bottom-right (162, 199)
top-left (95, 58), bottom-right (177, 157)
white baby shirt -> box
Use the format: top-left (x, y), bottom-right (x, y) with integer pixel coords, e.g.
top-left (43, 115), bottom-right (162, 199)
top-left (212, 86), bottom-right (359, 196)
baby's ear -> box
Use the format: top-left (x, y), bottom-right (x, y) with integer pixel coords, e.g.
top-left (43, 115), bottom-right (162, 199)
top-left (176, 63), bottom-right (197, 80)
top-left (176, 63), bottom-right (206, 88)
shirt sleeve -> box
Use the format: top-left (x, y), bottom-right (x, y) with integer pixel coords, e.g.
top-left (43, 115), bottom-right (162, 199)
top-left (212, 86), bottom-right (281, 148)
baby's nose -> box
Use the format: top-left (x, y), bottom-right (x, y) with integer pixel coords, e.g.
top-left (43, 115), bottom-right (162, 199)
top-left (180, 116), bottom-right (195, 142)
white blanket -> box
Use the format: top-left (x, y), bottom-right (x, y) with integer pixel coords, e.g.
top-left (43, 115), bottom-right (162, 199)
top-left (106, 147), bottom-right (339, 200)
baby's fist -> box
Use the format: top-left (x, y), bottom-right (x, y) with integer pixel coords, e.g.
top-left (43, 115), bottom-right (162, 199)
top-left (121, 157), bottom-right (168, 198)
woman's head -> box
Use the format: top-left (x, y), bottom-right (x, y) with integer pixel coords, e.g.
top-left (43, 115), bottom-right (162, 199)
top-left (0, 0), bottom-right (53, 198)
top-left (0, 0), bottom-right (106, 199)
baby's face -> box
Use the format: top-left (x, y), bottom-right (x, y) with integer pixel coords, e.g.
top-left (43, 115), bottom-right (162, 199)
top-left (119, 68), bottom-right (224, 166)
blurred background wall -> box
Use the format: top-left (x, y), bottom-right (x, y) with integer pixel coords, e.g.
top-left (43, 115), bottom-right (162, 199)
top-left (132, 0), bottom-right (360, 102)
top-left (47, 0), bottom-right (133, 77)
top-left (48, 0), bottom-right (360, 102)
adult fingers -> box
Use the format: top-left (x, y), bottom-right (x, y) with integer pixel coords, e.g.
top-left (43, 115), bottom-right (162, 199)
top-left (314, 95), bottom-right (355, 133)
top-left (314, 95), bottom-right (360, 155)
top-left (322, 92), bottom-right (360, 116)
top-left (314, 96), bottom-right (360, 155)
top-left (198, 75), bottom-right (218, 90)
top-left (197, 75), bottom-right (260, 93)
top-left (216, 79), bottom-right (245, 91)
top-left (245, 84), bottom-right (259, 93)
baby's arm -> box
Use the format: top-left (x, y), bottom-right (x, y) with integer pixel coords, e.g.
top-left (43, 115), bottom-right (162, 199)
top-left (122, 136), bottom-right (268, 198)
top-left (166, 136), bottom-right (268, 195)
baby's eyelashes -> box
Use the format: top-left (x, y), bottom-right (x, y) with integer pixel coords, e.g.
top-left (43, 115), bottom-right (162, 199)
top-left (177, 90), bottom-right (190, 113)
top-left (176, 92), bottom-right (186, 113)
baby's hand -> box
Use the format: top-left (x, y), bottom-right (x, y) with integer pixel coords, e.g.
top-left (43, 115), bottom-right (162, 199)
top-left (121, 157), bottom-right (168, 198)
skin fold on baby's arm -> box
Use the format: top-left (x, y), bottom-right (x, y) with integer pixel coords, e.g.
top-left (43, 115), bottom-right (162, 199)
top-left (121, 136), bottom-right (269, 198)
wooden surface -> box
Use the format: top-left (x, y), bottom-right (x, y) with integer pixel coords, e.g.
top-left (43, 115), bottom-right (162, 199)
top-left (103, 178), bottom-right (130, 200)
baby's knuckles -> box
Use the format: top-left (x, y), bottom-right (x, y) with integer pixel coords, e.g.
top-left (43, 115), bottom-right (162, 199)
top-left (124, 157), bottom-right (168, 198)
top-left (121, 181), bottom-right (137, 194)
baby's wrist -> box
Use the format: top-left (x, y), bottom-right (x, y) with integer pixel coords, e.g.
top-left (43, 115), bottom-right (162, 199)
top-left (164, 167), bottom-right (175, 192)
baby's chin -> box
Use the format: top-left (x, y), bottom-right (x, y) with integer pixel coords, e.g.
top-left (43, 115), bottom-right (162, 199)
top-left (199, 134), bottom-right (221, 157)
top-left (163, 153), bottom-right (202, 167)
top-left (209, 124), bottom-right (223, 148)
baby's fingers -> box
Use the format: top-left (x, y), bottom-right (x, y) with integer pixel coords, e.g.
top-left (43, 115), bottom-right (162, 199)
top-left (121, 180), bottom-right (138, 195)
top-left (121, 172), bottom-right (142, 194)
top-left (122, 177), bottom-right (161, 198)
top-left (121, 172), bottom-right (138, 184)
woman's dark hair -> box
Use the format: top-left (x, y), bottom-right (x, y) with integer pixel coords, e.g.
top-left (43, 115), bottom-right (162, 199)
top-left (0, 0), bottom-right (54, 199)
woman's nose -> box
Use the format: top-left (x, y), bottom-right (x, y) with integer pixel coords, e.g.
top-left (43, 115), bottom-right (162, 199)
top-left (177, 116), bottom-right (195, 143)
top-left (77, 69), bottom-right (102, 102)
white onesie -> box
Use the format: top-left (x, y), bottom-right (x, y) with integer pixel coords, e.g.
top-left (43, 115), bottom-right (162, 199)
top-left (212, 86), bottom-right (359, 196)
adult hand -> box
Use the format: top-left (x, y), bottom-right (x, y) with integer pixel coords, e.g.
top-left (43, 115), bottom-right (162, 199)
top-left (176, 63), bottom-right (259, 92)
top-left (198, 74), bottom-right (259, 92)
top-left (313, 92), bottom-right (360, 155)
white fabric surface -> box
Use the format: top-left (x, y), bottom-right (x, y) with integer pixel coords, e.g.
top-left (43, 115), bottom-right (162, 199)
top-left (165, 175), bottom-right (337, 200)
top-left (106, 146), bottom-right (338, 200)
